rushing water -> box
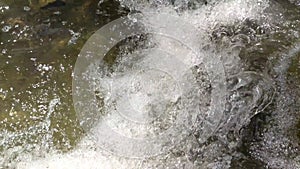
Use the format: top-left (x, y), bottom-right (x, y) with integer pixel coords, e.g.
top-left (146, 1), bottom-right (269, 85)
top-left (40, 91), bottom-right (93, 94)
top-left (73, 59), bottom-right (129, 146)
top-left (0, 0), bottom-right (300, 168)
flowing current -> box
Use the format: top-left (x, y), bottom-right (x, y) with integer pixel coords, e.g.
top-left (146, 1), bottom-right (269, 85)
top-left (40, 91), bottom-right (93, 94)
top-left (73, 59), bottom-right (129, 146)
top-left (1, 0), bottom-right (300, 168)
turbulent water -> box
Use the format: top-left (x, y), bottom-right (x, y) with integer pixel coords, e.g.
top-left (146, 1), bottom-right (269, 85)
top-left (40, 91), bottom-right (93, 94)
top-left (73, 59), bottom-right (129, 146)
top-left (1, 0), bottom-right (300, 169)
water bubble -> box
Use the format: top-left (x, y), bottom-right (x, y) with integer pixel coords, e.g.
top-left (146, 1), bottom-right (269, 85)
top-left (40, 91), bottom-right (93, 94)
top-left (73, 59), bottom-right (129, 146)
top-left (2, 25), bottom-right (12, 32)
top-left (1, 49), bottom-right (7, 54)
top-left (23, 6), bottom-right (31, 12)
top-left (68, 30), bottom-right (80, 45)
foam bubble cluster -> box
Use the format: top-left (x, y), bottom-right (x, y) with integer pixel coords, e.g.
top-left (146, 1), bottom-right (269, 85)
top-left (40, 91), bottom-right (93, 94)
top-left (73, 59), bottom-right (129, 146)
top-left (72, 12), bottom-right (227, 158)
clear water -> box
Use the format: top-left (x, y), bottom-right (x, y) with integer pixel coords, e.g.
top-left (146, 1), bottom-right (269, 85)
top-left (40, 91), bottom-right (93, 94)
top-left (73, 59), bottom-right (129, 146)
top-left (0, 0), bottom-right (300, 168)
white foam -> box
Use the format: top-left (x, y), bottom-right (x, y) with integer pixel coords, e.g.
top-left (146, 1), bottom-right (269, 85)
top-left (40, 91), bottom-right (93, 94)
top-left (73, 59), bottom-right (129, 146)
top-left (248, 43), bottom-right (300, 169)
top-left (17, 150), bottom-right (126, 169)
top-left (16, 0), bottom-right (274, 168)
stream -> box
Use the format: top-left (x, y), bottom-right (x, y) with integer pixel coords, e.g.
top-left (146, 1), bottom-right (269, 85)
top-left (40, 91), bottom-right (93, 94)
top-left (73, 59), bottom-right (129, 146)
top-left (0, 0), bottom-right (300, 168)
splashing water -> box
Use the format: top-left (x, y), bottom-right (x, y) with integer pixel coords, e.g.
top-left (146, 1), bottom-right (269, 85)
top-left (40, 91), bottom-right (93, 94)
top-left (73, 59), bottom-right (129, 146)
top-left (1, 0), bottom-right (300, 168)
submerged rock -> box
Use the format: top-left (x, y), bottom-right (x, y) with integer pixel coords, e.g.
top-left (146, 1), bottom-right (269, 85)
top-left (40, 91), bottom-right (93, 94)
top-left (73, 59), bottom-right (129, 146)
top-left (40, 0), bottom-right (66, 10)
